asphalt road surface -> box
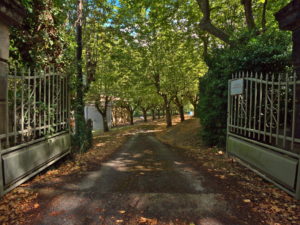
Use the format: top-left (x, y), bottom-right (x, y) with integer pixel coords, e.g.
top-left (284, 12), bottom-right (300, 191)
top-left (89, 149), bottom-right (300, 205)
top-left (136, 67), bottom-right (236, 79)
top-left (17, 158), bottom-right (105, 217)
top-left (27, 132), bottom-right (246, 225)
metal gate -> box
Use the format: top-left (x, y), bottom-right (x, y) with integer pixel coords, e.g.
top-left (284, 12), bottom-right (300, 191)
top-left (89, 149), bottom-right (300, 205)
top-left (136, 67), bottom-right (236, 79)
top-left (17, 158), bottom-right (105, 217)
top-left (0, 67), bottom-right (71, 196)
top-left (227, 72), bottom-right (300, 199)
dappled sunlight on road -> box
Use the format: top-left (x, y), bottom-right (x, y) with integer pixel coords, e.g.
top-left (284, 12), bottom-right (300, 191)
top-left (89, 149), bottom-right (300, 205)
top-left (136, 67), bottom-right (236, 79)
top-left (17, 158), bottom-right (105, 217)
top-left (23, 129), bottom-right (237, 225)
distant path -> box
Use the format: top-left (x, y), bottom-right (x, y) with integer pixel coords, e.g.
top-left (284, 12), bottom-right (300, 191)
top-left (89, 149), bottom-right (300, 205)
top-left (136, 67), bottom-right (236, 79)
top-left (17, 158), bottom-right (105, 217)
top-left (26, 132), bottom-right (246, 225)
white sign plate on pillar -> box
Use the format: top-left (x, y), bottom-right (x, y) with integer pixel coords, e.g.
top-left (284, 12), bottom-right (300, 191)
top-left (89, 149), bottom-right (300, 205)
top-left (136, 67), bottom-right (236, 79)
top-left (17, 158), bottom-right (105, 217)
top-left (230, 79), bottom-right (244, 95)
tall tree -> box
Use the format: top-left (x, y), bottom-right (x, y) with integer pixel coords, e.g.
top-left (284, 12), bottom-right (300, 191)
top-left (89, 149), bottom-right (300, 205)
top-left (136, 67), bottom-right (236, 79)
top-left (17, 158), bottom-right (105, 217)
top-left (74, 0), bottom-right (87, 152)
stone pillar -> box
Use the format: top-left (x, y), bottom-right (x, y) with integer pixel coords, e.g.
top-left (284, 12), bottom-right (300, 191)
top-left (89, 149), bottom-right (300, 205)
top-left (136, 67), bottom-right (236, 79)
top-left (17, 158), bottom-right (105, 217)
top-left (275, 1), bottom-right (300, 139)
top-left (0, 0), bottom-right (25, 195)
top-left (0, 0), bottom-right (25, 136)
top-left (0, 21), bottom-right (9, 135)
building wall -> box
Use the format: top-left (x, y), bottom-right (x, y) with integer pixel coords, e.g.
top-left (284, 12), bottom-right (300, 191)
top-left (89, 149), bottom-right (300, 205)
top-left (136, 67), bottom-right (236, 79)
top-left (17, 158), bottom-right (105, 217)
top-left (84, 104), bottom-right (112, 131)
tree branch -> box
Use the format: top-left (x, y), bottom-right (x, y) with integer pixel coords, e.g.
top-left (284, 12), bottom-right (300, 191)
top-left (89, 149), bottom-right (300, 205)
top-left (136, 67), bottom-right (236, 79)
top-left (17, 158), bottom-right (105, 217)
top-left (261, 0), bottom-right (268, 32)
top-left (196, 0), bottom-right (232, 45)
top-left (95, 100), bottom-right (105, 116)
top-left (241, 0), bottom-right (256, 30)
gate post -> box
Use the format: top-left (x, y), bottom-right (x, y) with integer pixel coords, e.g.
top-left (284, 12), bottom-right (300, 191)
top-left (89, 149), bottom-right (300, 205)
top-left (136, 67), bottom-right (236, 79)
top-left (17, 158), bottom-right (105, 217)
top-left (0, 0), bottom-right (25, 196)
top-left (0, 21), bottom-right (9, 138)
top-left (0, 20), bottom-right (9, 196)
top-left (276, 0), bottom-right (300, 199)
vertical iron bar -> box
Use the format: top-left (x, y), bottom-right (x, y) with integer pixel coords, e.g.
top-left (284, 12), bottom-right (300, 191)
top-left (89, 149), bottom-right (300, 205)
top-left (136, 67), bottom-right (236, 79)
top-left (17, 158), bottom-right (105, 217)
top-left (55, 71), bottom-right (58, 132)
top-left (283, 73), bottom-right (288, 148)
top-left (227, 79), bottom-right (230, 141)
top-left (33, 69), bottom-right (36, 139)
top-left (244, 72), bottom-right (248, 136)
top-left (249, 72), bottom-right (253, 137)
top-left (233, 73), bottom-right (237, 133)
top-left (270, 73), bottom-right (275, 144)
top-left (62, 77), bottom-right (66, 129)
top-left (48, 68), bottom-right (51, 134)
top-left (13, 68), bottom-right (17, 144)
top-left (28, 68), bottom-right (31, 140)
top-left (230, 80), bottom-right (234, 132)
top-left (67, 75), bottom-right (70, 130)
top-left (52, 67), bottom-right (55, 132)
top-left (291, 72), bottom-right (296, 151)
top-left (39, 70), bottom-right (42, 137)
top-left (43, 69), bottom-right (47, 135)
top-left (237, 72), bottom-right (241, 134)
top-left (21, 69), bottom-right (24, 142)
top-left (258, 73), bottom-right (263, 140)
top-left (263, 74), bottom-right (269, 142)
top-left (58, 75), bottom-right (61, 130)
top-left (253, 72), bottom-right (258, 139)
top-left (276, 74), bottom-right (281, 145)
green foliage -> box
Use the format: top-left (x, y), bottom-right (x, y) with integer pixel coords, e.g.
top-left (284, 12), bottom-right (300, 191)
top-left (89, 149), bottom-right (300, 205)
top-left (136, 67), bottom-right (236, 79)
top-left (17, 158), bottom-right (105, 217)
top-left (10, 0), bottom-right (69, 68)
top-left (198, 30), bottom-right (292, 147)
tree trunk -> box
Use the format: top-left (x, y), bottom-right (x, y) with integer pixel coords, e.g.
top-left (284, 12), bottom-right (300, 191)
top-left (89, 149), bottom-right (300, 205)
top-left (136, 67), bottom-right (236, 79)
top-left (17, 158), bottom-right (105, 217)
top-left (151, 109), bottom-right (156, 120)
top-left (161, 95), bottom-right (172, 127)
top-left (130, 111), bottom-right (134, 125)
top-left (261, 0), bottom-right (268, 32)
top-left (241, 0), bottom-right (256, 30)
top-left (157, 109), bottom-right (161, 119)
top-left (142, 109), bottom-right (148, 122)
top-left (192, 103), bottom-right (198, 117)
top-left (102, 114), bottom-right (109, 132)
top-left (95, 101), bottom-right (109, 132)
top-left (165, 105), bottom-right (172, 127)
top-left (174, 96), bottom-right (184, 122)
top-left (196, 0), bottom-right (232, 44)
top-left (75, 0), bottom-right (87, 152)
top-left (178, 105), bottom-right (185, 122)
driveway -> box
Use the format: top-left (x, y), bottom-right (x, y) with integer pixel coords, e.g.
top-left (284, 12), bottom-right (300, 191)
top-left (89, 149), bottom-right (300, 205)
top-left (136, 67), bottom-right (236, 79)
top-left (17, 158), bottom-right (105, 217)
top-left (26, 132), bottom-right (248, 225)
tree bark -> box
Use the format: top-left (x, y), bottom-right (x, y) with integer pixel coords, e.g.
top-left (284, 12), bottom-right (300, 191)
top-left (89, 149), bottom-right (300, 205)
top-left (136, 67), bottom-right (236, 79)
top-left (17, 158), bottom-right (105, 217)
top-left (162, 96), bottom-right (172, 127)
top-left (174, 96), bottom-right (185, 122)
top-left (192, 103), bottom-right (198, 117)
top-left (165, 104), bottom-right (172, 127)
top-left (153, 72), bottom-right (172, 127)
top-left (200, 35), bottom-right (209, 64)
top-left (95, 98), bottom-right (110, 132)
top-left (75, 0), bottom-right (87, 152)
top-left (142, 108), bottom-right (148, 122)
top-left (241, 0), bottom-right (256, 30)
top-left (102, 114), bottom-right (109, 132)
top-left (162, 109), bottom-right (165, 118)
top-left (129, 111), bottom-right (134, 125)
top-left (178, 105), bottom-right (185, 122)
top-left (151, 109), bottom-right (156, 121)
top-left (157, 109), bottom-right (161, 119)
top-left (261, 0), bottom-right (268, 32)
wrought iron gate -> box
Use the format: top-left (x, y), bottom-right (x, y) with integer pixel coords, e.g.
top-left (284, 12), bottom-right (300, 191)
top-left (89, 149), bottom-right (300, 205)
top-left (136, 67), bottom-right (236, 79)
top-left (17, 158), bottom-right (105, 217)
top-left (227, 72), bottom-right (300, 199)
top-left (0, 67), bottom-right (71, 196)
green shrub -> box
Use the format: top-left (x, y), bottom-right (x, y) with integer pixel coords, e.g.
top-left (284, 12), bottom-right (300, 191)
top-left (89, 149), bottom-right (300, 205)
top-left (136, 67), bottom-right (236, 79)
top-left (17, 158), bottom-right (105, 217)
top-left (198, 30), bottom-right (292, 147)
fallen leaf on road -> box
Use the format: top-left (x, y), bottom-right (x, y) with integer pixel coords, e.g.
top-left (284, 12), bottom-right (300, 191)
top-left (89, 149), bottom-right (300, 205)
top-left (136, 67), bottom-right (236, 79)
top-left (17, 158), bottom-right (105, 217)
top-left (50, 210), bottom-right (65, 216)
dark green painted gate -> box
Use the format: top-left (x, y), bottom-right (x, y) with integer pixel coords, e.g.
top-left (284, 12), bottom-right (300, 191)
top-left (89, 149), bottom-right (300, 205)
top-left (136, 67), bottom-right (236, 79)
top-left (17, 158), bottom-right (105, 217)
top-left (227, 72), bottom-right (300, 199)
top-left (0, 68), bottom-right (71, 196)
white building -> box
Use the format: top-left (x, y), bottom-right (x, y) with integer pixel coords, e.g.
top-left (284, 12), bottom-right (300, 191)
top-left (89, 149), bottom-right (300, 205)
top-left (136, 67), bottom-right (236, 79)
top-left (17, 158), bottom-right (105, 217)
top-left (84, 103), bottom-right (112, 131)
